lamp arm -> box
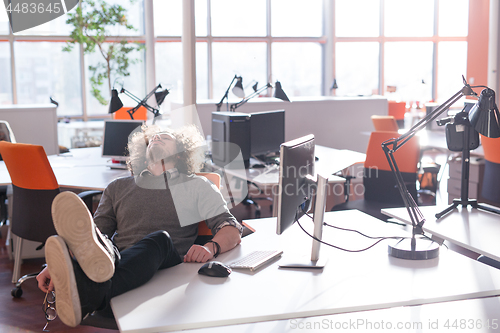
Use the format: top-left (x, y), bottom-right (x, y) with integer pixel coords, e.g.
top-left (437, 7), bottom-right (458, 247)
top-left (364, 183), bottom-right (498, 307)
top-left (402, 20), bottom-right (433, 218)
top-left (380, 82), bottom-right (475, 235)
top-left (230, 83), bottom-right (271, 111)
top-left (122, 84), bottom-right (163, 119)
top-left (216, 75), bottom-right (238, 111)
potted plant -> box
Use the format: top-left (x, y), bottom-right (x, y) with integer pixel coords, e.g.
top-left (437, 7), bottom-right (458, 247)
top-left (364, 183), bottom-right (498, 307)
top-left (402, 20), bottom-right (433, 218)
top-left (63, 0), bottom-right (144, 105)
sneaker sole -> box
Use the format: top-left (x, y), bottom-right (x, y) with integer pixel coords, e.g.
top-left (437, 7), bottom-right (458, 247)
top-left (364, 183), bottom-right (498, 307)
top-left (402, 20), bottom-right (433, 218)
top-left (52, 191), bottom-right (114, 283)
top-left (45, 236), bottom-right (81, 327)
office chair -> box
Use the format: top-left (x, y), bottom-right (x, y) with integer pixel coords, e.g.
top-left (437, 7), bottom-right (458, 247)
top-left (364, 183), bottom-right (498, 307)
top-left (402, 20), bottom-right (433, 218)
top-left (0, 120), bottom-right (16, 227)
top-left (479, 135), bottom-right (500, 206)
top-left (112, 106), bottom-right (148, 121)
top-left (371, 115), bottom-right (400, 132)
top-left (0, 142), bottom-right (102, 298)
top-left (388, 101), bottom-right (407, 128)
top-left (331, 131), bottom-right (420, 221)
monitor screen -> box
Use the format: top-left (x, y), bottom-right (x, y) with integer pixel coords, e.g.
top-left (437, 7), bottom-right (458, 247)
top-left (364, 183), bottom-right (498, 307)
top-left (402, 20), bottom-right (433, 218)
top-left (276, 134), bottom-right (315, 235)
top-left (250, 110), bottom-right (285, 157)
top-left (102, 120), bottom-right (143, 161)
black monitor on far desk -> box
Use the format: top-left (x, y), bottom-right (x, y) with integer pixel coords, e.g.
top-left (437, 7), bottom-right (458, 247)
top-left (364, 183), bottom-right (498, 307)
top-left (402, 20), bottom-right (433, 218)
top-left (102, 120), bottom-right (143, 169)
top-left (250, 110), bottom-right (285, 162)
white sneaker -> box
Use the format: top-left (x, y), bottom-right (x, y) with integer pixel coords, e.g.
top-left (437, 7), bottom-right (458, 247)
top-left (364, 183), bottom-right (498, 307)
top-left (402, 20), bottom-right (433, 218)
top-left (51, 191), bottom-right (115, 283)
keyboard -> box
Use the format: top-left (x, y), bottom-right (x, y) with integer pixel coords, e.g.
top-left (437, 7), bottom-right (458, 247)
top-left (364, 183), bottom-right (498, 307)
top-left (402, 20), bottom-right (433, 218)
top-left (228, 250), bottom-right (283, 271)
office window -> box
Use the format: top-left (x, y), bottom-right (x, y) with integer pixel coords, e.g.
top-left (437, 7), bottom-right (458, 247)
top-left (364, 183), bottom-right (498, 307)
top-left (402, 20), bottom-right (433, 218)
top-left (211, 0), bottom-right (266, 37)
top-left (384, 0), bottom-right (434, 37)
top-left (14, 12), bottom-right (72, 36)
top-left (335, 42), bottom-right (379, 96)
top-left (385, 42), bottom-right (433, 103)
top-left (437, 42), bottom-right (468, 103)
top-left (335, 0), bottom-right (380, 37)
top-left (153, 0), bottom-right (182, 36)
top-left (155, 42), bottom-right (183, 101)
top-left (212, 42), bottom-right (267, 101)
top-left (0, 6), bottom-right (9, 34)
top-left (14, 41), bottom-right (82, 116)
top-left (272, 42), bottom-right (321, 97)
top-left (438, 0), bottom-right (469, 37)
top-left (271, 0), bottom-right (322, 37)
top-left (0, 42), bottom-right (12, 104)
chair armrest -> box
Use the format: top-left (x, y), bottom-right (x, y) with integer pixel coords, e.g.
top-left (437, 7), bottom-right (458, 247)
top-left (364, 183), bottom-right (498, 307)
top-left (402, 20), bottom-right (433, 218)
top-left (77, 190), bottom-right (103, 213)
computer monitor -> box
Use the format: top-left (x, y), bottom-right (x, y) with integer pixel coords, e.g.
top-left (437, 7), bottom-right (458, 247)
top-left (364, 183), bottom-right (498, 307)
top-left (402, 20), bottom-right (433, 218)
top-left (250, 110), bottom-right (285, 158)
top-left (102, 120), bottom-right (144, 165)
top-left (276, 134), bottom-right (328, 269)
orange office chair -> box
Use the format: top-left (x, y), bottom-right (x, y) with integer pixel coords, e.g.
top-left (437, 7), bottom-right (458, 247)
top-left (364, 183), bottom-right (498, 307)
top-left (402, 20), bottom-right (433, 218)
top-left (0, 120), bottom-right (16, 226)
top-left (0, 142), bottom-right (102, 298)
top-left (371, 115), bottom-right (399, 132)
top-left (331, 131), bottom-right (420, 221)
top-left (388, 101), bottom-right (407, 128)
top-left (112, 106), bottom-right (148, 121)
top-left (479, 135), bottom-right (500, 206)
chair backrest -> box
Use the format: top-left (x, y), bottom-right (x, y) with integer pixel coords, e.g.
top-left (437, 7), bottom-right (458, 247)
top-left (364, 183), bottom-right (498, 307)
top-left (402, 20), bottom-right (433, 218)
top-left (113, 106), bottom-right (148, 121)
top-left (0, 120), bottom-right (16, 143)
top-left (363, 131), bottom-right (420, 203)
top-left (371, 115), bottom-right (399, 132)
top-left (0, 120), bottom-right (16, 161)
top-left (0, 141), bottom-right (59, 242)
top-left (388, 101), bottom-right (406, 121)
top-left (195, 173), bottom-right (222, 237)
top-left (480, 135), bottom-right (500, 203)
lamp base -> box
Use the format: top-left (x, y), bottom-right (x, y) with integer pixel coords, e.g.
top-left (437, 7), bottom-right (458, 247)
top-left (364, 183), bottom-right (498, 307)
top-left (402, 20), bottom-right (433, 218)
top-left (388, 236), bottom-right (440, 260)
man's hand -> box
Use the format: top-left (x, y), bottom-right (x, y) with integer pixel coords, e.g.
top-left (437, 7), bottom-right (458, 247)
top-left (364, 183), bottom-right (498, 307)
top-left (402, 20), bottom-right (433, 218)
top-left (184, 244), bottom-right (213, 263)
top-left (36, 266), bottom-right (53, 293)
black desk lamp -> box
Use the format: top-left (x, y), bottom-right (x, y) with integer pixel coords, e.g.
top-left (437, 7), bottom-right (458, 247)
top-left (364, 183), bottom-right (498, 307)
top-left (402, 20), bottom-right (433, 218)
top-left (229, 81), bottom-right (290, 112)
top-left (109, 82), bottom-right (169, 124)
top-left (215, 75), bottom-right (245, 112)
top-left (381, 76), bottom-right (500, 260)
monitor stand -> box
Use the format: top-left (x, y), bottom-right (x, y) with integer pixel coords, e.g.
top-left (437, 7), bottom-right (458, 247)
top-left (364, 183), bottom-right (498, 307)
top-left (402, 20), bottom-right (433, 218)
top-left (279, 174), bottom-right (329, 270)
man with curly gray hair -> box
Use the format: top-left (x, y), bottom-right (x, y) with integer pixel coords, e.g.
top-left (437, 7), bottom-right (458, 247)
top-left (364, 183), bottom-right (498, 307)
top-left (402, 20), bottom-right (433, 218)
top-left (37, 124), bottom-right (242, 328)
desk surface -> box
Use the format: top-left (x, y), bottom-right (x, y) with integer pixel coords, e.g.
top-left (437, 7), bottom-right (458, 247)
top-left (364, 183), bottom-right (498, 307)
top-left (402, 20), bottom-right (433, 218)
top-left (111, 210), bottom-right (500, 333)
top-left (161, 296), bottom-right (500, 333)
top-left (382, 205), bottom-right (500, 262)
top-left (0, 146), bottom-right (130, 190)
top-left (218, 145), bottom-right (365, 188)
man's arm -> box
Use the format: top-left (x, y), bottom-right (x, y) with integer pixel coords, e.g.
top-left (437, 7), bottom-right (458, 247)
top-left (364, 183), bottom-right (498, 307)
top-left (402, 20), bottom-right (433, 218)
top-left (184, 225), bottom-right (241, 263)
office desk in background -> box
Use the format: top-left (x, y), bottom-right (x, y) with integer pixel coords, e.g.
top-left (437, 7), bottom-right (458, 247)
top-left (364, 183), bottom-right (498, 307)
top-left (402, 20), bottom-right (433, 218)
top-left (382, 205), bottom-right (500, 262)
top-left (0, 146), bottom-right (130, 190)
top-left (111, 210), bottom-right (500, 333)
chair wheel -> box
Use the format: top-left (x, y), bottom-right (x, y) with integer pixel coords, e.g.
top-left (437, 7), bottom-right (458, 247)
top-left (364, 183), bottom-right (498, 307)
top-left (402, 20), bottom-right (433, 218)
top-left (11, 287), bottom-right (23, 298)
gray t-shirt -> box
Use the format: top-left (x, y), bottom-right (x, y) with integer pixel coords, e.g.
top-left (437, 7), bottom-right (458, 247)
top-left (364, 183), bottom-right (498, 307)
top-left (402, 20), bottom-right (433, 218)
top-left (94, 171), bottom-right (240, 256)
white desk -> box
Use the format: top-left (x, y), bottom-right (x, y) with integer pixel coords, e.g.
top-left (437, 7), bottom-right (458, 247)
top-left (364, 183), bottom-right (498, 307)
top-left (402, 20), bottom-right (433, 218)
top-left (0, 147), bottom-right (130, 190)
top-left (161, 296), bottom-right (500, 333)
top-left (111, 210), bottom-right (500, 333)
top-left (381, 205), bottom-right (500, 262)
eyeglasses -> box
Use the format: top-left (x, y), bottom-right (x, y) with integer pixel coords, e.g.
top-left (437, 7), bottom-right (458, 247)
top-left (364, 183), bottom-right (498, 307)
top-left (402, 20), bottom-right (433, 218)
top-left (42, 290), bottom-right (57, 332)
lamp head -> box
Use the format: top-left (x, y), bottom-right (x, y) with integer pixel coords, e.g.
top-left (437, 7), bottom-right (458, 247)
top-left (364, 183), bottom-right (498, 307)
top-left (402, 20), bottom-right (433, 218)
top-left (469, 88), bottom-right (500, 138)
top-left (252, 82), bottom-right (259, 92)
top-left (330, 79), bottom-right (338, 90)
top-left (108, 89), bottom-right (123, 114)
top-left (232, 76), bottom-right (245, 98)
top-left (154, 88), bottom-right (169, 106)
top-left (274, 81), bottom-right (290, 102)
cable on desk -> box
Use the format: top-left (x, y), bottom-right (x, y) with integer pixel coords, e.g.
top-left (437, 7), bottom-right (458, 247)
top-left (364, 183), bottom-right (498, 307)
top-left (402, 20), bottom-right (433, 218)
top-left (295, 208), bottom-right (408, 253)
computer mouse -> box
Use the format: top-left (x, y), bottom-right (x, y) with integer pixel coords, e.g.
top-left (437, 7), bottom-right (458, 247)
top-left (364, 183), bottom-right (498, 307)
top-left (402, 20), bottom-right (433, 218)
top-left (198, 261), bottom-right (232, 277)
top-left (252, 164), bottom-right (266, 168)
